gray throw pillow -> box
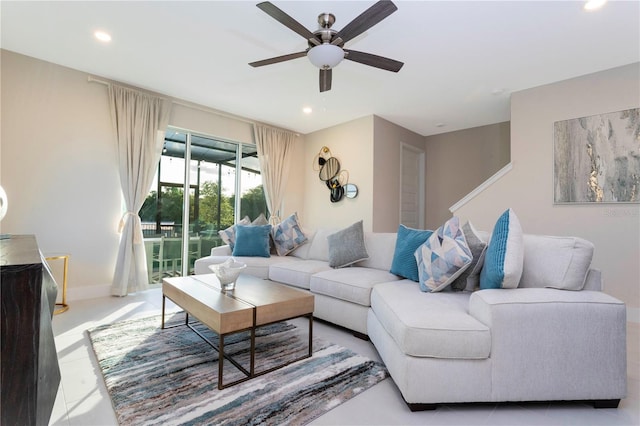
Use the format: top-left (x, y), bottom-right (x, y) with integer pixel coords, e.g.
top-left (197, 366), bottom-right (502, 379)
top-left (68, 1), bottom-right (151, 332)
top-left (327, 220), bottom-right (369, 268)
top-left (451, 221), bottom-right (488, 292)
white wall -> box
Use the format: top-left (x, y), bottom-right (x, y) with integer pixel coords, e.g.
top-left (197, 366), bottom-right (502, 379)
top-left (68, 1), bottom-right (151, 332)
top-left (302, 116), bottom-right (374, 231)
top-left (456, 63), bottom-right (640, 313)
top-left (0, 50), bottom-right (305, 299)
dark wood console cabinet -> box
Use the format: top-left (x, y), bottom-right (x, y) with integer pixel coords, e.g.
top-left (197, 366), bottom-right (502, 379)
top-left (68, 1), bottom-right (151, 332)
top-left (1, 235), bottom-right (61, 425)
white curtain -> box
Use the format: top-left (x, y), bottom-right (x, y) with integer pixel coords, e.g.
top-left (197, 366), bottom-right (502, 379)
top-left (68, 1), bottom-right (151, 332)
top-left (109, 84), bottom-right (171, 296)
top-left (254, 124), bottom-right (296, 224)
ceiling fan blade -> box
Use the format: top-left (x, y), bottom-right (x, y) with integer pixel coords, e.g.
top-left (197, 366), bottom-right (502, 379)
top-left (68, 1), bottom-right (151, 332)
top-left (257, 2), bottom-right (318, 42)
top-left (343, 49), bottom-right (403, 72)
top-left (335, 0), bottom-right (398, 45)
top-left (319, 69), bottom-right (332, 92)
top-left (249, 51), bottom-right (307, 67)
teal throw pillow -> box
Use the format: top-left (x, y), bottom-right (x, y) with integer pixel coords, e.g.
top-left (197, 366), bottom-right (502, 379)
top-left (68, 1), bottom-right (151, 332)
top-left (232, 224), bottom-right (272, 258)
top-left (415, 216), bottom-right (473, 292)
top-left (390, 224), bottom-right (433, 282)
top-left (218, 216), bottom-right (250, 250)
top-left (479, 208), bottom-right (524, 289)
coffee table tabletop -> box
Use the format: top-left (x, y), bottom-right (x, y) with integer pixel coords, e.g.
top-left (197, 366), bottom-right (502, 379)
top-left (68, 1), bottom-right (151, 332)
top-left (161, 273), bottom-right (314, 389)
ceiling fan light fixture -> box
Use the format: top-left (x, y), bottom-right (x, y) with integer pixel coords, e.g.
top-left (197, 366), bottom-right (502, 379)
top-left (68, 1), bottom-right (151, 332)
top-left (307, 44), bottom-right (344, 70)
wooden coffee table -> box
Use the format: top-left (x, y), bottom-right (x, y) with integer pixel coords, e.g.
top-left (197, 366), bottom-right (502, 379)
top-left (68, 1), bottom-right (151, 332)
top-left (162, 273), bottom-right (314, 389)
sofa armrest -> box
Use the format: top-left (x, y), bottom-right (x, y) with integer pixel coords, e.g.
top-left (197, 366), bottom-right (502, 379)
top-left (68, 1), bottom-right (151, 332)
top-left (468, 288), bottom-right (626, 402)
top-left (583, 268), bottom-right (602, 291)
top-left (211, 245), bottom-right (231, 256)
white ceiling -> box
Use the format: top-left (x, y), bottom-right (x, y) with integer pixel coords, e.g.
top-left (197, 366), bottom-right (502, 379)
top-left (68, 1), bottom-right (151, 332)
top-left (1, 1), bottom-right (638, 136)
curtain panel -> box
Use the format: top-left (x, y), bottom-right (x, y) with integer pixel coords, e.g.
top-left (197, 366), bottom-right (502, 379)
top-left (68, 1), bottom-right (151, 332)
top-left (254, 124), bottom-right (296, 224)
top-left (109, 84), bottom-right (171, 296)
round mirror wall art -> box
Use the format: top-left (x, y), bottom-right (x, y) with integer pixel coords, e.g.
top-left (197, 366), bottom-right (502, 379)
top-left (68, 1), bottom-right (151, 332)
top-left (345, 184), bottom-right (358, 199)
top-left (319, 157), bottom-right (340, 181)
top-left (313, 147), bottom-right (358, 203)
top-left (0, 186), bottom-right (7, 221)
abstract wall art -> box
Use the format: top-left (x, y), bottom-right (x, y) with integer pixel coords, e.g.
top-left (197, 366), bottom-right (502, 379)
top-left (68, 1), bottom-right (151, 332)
top-left (554, 108), bottom-right (640, 204)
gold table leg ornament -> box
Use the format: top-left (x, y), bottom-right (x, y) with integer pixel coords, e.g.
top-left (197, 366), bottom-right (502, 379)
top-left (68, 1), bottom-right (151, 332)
top-left (45, 254), bottom-right (69, 314)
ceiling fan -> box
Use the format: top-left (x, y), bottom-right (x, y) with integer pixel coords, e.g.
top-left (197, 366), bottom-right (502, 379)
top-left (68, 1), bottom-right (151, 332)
top-left (249, 0), bottom-right (404, 92)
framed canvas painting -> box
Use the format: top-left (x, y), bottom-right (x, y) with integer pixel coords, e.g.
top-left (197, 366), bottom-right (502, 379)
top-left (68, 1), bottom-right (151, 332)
top-left (554, 108), bottom-right (640, 204)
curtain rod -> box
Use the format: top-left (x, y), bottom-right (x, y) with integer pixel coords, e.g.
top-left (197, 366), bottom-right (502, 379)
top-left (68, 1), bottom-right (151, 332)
top-left (88, 76), bottom-right (110, 86)
top-left (87, 75), bottom-right (298, 136)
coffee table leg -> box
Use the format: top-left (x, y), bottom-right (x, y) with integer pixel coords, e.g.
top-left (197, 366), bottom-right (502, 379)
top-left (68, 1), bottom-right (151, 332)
top-left (308, 314), bottom-right (313, 357)
top-left (161, 295), bottom-right (166, 329)
top-left (218, 334), bottom-right (225, 390)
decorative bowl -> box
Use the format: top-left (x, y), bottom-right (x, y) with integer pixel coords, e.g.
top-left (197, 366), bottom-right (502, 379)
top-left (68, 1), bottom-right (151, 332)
top-left (209, 258), bottom-right (246, 291)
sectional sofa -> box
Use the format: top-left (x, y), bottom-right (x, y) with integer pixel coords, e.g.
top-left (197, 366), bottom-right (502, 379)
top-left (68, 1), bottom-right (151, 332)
top-left (194, 217), bottom-right (627, 410)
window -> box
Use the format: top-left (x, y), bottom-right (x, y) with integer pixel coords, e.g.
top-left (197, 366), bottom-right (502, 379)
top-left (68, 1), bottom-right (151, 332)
top-left (141, 129), bottom-right (266, 283)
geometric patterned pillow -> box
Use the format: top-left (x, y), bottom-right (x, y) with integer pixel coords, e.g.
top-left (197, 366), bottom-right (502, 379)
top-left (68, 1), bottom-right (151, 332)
top-left (415, 216), bottom-right (473, 293)
top-left (271, 212), bottom-right (308, 256)
top-left (218, 216), bottom-right (250, 251)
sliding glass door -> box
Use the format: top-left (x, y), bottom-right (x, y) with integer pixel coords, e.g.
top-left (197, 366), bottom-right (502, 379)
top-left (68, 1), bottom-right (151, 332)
top-left (141, 129), bottom-right (266, 284)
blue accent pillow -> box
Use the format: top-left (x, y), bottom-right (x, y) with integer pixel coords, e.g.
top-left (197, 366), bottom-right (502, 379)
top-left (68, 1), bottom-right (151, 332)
top-left (479, 208), bottom-right (524, 289)
top-left (232, 224), bottom-right (272, 258)
top-left (390, 224), bottom-right (433, 282)
top-left (218, 216), bottom-right (250, 250)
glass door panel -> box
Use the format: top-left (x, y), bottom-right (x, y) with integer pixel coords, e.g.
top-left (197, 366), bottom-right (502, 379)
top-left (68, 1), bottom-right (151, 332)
top-left (142, 129), bottom-right (266, 284)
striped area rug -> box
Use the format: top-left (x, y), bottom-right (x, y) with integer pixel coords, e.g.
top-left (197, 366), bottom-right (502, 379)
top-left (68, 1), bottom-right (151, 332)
top-left (88, 313), bottom-right (388, 425)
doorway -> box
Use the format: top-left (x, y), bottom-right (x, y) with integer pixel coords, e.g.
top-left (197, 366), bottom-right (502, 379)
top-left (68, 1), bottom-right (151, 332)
top-left (400, 143), bottom-right (425, 229)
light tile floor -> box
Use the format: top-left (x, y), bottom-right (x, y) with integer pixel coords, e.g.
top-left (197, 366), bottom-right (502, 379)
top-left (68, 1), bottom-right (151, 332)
top-left (49, 288), bottom-right (639, 426)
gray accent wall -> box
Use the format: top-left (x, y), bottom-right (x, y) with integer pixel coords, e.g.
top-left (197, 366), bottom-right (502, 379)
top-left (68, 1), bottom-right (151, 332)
top-left (425, 122), bottom-right (511, 229)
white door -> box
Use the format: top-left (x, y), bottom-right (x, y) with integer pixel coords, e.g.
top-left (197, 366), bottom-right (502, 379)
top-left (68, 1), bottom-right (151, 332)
top-left (400, 143), bottom-right (425, 229)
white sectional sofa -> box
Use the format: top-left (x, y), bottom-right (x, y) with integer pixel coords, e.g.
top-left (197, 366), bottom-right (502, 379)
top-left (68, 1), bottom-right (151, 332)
top-left (194, 225), bottom-right (627, 410)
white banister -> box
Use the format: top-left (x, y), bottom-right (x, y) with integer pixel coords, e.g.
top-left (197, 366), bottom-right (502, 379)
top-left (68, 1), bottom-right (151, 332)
top-left (449, 162), bottom-right (513, 213)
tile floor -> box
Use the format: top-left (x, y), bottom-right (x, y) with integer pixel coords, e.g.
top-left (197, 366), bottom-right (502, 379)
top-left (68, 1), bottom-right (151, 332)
top-left (49, 288), bottom-right (639, 426)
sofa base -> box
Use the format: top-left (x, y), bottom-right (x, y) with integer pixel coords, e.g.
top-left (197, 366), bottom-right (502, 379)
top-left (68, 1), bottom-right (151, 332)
top-left (404, 399), bottom-right (621, 412)
top-left (593, 399), bottom-right (620, 409)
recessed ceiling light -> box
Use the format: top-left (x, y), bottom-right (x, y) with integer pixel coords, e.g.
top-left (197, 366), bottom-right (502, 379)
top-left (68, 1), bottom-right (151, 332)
top-left (584, 0), bottom-right (607, 11)
top-left (94, 31), bottom-right (112, 42)
top-left (435, 123), bottom-right (446, 128)
top-left (302, 107), bottom-right (313, 114)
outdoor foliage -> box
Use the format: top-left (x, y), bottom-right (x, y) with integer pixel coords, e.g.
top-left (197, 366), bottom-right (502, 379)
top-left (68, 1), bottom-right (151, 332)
top-left (140, 182), bottom-right (266, 235)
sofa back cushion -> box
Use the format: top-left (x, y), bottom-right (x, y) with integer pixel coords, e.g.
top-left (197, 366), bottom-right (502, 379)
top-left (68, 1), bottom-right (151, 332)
top-left (355, 232), bottom-right (397, 271)
top-left (519, 234), bottom-right (594, 290)
top-left (305, 228), bottom-right (337, 262)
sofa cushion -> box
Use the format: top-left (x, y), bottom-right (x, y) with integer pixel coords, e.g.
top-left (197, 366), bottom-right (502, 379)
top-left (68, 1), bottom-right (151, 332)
top-left (370, 281), bottom-right (491, 359)
top-left (268, 260), bottom-right (332, 290)
top-left (356, 232), bottom-right (398, 271)
top-left (519, 235), bottom-right (594, 290)
top-left (310, 268), bottom-right (401, 307)
top-left (451, 221), bottom-right (487, 292)
top-left (390, 225), bottom-right (433, 281)
top-left (271, 212), bottom-right (308, 256)
top-left (218, 216), bottom-right (250, 250)
top-left (327, 220), bottom-right (369, 268)
top-left (194, 254), bottom-right (299, 279)
top-left (480, 208), bottom-right (524, 290)
top-left (416, 217), bottom-right (473, 293)
top-left (306, 228), bottom-right (336, 262)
